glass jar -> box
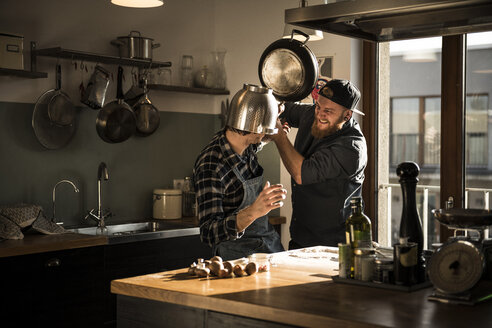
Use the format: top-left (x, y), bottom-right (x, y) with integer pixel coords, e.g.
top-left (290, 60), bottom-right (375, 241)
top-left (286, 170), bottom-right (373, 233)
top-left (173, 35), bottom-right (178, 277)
top-left (373, 256), bottom-right (394, 284)
top-left (181, 55), bottom-right (193, 87)
top-left (157, 68), bottom-right (172, 85)
top-left (248, 253), bottom-right (271, 272)
top-left (182, 177), bottom-right (196, 217)
top-left (194, 65), bottom-right (210, 88)
top-left (354, 248), bottom-right (375, 281)
top-left (338, 243), bottom-right (351, 279)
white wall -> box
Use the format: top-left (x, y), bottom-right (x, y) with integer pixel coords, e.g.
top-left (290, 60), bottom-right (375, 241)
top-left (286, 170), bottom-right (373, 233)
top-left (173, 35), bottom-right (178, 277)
top-left (0, 0), bottom-right (361, 249)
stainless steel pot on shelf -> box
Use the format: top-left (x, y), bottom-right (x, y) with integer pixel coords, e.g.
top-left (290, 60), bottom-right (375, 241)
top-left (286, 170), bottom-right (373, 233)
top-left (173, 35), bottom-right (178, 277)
top-left (111, 31), bottom-right (160, 60)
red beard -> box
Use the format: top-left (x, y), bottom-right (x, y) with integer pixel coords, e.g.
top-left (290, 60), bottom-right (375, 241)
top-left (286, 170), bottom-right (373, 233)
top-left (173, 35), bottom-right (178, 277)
top-left (311, 118), bottom-right (342, 139)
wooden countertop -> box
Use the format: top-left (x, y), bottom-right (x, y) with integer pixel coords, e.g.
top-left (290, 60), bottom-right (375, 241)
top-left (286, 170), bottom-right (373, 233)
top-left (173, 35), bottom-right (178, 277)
top-left (0, 232), bottom-right (107, 258)
top-left (0, 214), bottom-right (285, 258)
top-left (111, 247), bottom-right (492, 328)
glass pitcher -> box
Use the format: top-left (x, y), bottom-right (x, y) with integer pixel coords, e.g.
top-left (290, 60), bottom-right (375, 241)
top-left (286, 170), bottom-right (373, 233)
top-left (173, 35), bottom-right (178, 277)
top-left (210, 49), bottom-right (227, 89)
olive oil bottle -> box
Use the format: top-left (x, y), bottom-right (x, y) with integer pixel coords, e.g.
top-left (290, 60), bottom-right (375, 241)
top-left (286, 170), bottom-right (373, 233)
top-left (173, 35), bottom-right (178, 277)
top-left (345, 196), bottom-right (372, 278)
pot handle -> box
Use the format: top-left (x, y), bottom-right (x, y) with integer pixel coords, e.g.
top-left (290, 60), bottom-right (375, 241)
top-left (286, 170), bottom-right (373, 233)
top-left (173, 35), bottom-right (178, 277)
top-left (290, 29), bottom-right (310, 45)
top-left (117, 66), bottom-right (124, 100)
top-left (152, 43), bottom-right (161, 49)
top-left (129, 30), bottom-right (142, 37)
top-left (111, 39), bottom-right (125, 47)
top-left (56, 64), bottom-right (61, 91)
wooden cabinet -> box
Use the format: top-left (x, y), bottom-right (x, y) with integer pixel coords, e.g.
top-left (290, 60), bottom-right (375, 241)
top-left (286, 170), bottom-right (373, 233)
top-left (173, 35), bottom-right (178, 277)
top-left (103, 234), bottom-right (212, 326)
top-left (0, 234), bottom-right (212, 327)
top-left (1, 246), bottom-right (105, 327)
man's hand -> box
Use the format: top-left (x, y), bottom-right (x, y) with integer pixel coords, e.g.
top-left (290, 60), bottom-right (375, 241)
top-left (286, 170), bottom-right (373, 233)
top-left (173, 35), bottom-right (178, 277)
top-left (282, 121), bottom-right (291, 134)
top-left (249, 181), bottom-right (287, 216)
top-left (278, 101), bottom-right (285, 115)
top-left (236, 181), bottom-right (287, 232)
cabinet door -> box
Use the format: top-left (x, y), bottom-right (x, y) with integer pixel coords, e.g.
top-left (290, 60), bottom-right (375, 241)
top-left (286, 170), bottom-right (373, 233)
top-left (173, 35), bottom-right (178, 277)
top-left (105, 235), bottom-right (212, 279)
top-left (0, 246), bottom-right (105, 327)
top-left (104, 234), bottom-right (212, 325)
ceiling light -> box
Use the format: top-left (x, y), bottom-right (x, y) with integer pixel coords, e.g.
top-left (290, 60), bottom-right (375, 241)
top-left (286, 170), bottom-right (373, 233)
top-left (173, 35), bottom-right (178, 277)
top-left (111, 0), bottom-right (163, 8)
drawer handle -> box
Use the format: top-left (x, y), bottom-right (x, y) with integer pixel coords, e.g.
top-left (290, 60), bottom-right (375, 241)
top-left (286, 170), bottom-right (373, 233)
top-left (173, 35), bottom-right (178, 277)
top-left (45, 258), bottom-right (61, 267)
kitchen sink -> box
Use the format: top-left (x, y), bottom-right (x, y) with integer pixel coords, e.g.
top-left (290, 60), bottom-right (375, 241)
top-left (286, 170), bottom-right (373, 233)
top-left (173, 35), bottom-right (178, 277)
top-left (67, 220), bottom-right (200, 244)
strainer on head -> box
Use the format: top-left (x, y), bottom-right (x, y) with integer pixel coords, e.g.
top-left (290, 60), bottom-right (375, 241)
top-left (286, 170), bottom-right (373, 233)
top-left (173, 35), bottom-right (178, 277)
top-left (226, 84), bottom-right (278, 135)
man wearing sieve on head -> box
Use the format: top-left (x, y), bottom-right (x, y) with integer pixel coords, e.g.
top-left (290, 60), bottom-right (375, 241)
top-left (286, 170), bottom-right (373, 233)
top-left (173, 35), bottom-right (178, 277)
top-left (193, 85), bottom-right (286, 261)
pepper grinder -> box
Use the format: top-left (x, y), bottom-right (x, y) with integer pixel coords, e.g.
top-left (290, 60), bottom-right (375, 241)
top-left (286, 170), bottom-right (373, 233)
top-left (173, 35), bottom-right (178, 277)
top-left (396, 161), bottom-right (424, 282)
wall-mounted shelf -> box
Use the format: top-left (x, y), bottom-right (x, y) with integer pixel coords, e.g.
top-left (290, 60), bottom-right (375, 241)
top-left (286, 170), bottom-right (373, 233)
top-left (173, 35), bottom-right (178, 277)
top-left (30, 42), bottom-right (171, 70)
top-left (0, 67), bottom-right (47, 79)
top-left (148, 84), bottom-right (229, 95)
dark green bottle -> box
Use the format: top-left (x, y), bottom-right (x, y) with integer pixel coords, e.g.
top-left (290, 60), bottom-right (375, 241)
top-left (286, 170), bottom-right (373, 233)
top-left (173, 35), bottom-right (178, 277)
top-left (345, 196), bottom-right (373, 278)
top-left (345, 197), bottom-right (373, 248)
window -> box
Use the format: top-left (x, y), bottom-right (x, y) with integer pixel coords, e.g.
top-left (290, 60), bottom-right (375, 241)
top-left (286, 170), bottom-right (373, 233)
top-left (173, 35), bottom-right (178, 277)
top-left (378, 37), bottom-right (442, 248)
top-left (373, 31), bottom-right (492, 248)
top-left (465, 32), bottom-right (492, 213)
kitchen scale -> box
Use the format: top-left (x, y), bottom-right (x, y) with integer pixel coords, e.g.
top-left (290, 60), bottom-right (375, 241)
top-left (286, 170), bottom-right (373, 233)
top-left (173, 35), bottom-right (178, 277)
top-left (428, 209), bottom-right (492, 305)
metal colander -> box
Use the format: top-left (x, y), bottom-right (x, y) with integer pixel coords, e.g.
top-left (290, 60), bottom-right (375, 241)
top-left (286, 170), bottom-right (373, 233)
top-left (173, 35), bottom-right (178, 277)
top-left (225, 84), bottom-right (278, 135)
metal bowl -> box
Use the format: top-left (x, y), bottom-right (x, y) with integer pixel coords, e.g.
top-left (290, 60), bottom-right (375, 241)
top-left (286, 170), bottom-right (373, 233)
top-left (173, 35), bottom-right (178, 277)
top-left (226, 84), bottom-right (278, 135)
top-left (432, 208), bottom-right (492, 229)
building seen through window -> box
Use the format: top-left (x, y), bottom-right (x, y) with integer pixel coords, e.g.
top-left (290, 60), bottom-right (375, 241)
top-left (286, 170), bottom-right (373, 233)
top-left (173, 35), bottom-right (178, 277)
top-left (379, 32), bottom-right (492, 247)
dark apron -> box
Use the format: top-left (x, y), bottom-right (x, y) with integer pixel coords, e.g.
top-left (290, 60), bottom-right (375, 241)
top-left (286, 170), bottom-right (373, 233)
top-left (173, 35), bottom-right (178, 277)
top-left (214, 167), bottom-right (284, 260)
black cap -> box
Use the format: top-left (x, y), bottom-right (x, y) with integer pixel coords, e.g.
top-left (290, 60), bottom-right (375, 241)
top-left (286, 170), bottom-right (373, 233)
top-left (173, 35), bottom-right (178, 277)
top-left (318, 79), bottom-right (363, 116)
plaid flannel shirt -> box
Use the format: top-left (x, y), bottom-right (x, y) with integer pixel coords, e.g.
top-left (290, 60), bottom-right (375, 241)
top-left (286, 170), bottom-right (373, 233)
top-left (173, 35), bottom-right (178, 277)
top-left (193, 130), bottom-right (263, 248)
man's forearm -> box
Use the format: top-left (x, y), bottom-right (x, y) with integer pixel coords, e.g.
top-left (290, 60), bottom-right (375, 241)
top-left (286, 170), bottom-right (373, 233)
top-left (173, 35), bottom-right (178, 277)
top-left (274, 133), bottom-right (304, 184)
top-left (236, 206), bottom-right (257, 232)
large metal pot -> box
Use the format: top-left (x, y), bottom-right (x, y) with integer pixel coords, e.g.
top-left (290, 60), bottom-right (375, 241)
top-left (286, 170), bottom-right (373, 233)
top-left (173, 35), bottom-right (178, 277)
top-left (111, 31), bottom-right (160, 60)
top-left (258, 29), bottom-right (319, 102)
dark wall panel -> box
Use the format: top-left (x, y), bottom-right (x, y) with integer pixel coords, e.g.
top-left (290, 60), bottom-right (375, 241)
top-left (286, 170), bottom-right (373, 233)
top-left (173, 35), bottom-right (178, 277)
top-left (0, 102), bottom-right (280, 226)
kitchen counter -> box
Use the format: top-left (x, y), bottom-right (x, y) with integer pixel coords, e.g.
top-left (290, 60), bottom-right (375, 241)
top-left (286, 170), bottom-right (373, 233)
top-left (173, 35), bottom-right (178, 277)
top-left (111, 247), bottom-right (492, 328)
top-left (0, 231), bottom-right (107, 258)
top-left (0, 216), bottom-right (286, 258)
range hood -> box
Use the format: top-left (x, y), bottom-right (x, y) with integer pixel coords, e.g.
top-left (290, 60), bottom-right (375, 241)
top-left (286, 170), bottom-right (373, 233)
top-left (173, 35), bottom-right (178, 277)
top-left (285, 0), bottom-right (492, 42)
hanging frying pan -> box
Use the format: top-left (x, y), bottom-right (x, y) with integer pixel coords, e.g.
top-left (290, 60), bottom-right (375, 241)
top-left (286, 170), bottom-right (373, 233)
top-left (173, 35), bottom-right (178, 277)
top-left (132, 78), bottom-right (160, 136)
top-left (32, 64), bottom-right (76, 149)
top-left (96, 66), bottom-right (136, 143)
top-left (258, 29), bottom-right (319, 102)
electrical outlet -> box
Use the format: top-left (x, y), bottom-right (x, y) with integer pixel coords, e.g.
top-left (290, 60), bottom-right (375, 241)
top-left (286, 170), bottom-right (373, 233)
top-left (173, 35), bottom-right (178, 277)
top-left (173, 179), bottom-right (185, 190)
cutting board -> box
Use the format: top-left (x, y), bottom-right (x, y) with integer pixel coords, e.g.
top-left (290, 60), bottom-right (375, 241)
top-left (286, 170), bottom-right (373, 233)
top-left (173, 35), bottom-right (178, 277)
top-left (271, 246), bottom-right (339, 275)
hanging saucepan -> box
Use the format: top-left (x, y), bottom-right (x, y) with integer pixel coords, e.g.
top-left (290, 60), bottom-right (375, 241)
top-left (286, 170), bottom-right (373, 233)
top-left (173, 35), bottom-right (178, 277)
top-left (96, 66), bottom-right (136, 143)
top-left (32, 64), bottom-right (76, 149)
top-left (132, 77), bottom-right (160, 137)
top-left (258, 29), bottom-right (319, 102)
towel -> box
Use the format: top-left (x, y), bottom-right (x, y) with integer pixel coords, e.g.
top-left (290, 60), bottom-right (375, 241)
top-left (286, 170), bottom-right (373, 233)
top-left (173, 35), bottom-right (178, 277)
top-left (0, 203), bottom-right (41, 228)
top-left (32, 211), bottom-right (67, 235)
top-left (0, 213), bottom-right (23, 240)
top-left (0, 204), bottom-right (68, 238)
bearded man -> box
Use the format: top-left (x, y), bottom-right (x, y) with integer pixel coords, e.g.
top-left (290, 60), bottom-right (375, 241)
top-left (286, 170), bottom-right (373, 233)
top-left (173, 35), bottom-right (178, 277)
top-left (271, 79), bottom-right (367, 249)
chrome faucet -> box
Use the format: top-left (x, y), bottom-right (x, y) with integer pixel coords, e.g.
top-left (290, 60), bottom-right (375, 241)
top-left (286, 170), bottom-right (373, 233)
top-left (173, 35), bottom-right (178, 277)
top-left (85, 162), bottom-right (112, 234)
top-left (52, 179), bottom-right (80, 225)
